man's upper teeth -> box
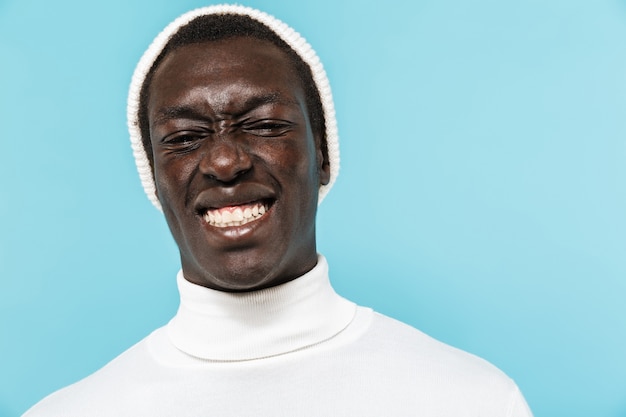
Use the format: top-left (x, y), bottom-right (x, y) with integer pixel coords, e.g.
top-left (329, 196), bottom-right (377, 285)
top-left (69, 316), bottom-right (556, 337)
top-left (204, 202), bottom-right (268, 227)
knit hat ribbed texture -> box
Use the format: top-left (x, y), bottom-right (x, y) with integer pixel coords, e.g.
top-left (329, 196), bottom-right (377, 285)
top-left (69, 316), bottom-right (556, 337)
top-left (127, 4), bottom-right (339, 211)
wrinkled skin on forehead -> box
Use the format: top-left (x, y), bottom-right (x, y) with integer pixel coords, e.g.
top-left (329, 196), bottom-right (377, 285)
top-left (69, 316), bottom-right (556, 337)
top-left (147, 37), bottom-right (330, 291)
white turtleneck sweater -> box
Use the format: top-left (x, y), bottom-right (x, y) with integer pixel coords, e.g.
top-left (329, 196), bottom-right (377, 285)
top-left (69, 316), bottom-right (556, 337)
top-left (23, 256), bottom-right (533, 416)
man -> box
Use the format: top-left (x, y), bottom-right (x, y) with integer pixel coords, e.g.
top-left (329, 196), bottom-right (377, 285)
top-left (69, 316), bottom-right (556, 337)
top-left (24, 5), bottom-right (533, 416)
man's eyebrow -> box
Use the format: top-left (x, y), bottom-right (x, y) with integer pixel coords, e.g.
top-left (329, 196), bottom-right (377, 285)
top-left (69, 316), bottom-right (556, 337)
top-left (153, 105), bottom-right (208, 126)
top-left (241, 92), bottom-right (300, 110)
top-left (153, 93), bottom-right (301, 126)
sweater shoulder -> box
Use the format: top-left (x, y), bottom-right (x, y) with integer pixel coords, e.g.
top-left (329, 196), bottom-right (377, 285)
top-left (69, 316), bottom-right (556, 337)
top-left (297, 308), bottom-right (532, 416)
top-left (21, 330), bottom-right (158, 417)
top-left (366, 311), bottom-right (514, 381)
top-left (354, 310), bottom-right (524, 406)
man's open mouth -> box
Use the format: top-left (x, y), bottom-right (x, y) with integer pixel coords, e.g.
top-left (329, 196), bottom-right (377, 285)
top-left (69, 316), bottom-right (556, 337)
top-left (202, 200), bottom-right (272, 228)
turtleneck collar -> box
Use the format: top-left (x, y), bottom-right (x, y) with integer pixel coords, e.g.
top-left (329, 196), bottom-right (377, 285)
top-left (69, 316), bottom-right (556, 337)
top-left (167, 255), bottom-right (356, 361)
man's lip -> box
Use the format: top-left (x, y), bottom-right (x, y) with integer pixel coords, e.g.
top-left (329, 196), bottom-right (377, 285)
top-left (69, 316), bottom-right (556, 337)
top-left (193, 183), bottom-right (277, 214)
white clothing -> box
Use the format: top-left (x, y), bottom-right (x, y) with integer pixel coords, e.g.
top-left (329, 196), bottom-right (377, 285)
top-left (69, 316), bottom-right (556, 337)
top-left (24, 256), bottom-right (533, 416)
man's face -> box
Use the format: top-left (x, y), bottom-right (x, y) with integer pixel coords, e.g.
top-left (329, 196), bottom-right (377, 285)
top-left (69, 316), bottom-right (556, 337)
top-left (147, 37), bottom-right (329, 291)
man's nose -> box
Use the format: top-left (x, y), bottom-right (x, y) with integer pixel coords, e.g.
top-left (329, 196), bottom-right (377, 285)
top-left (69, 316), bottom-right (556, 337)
top-left (198, 138), bottom-right (252, 183)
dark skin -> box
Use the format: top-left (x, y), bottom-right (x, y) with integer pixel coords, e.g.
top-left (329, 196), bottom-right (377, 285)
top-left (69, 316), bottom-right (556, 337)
top-left (147, 37), bottom-right (330, 292)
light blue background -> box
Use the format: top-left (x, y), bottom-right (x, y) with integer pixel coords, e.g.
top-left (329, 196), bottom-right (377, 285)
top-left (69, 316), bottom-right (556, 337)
top-left (1, 0), bottom-right (625, 416)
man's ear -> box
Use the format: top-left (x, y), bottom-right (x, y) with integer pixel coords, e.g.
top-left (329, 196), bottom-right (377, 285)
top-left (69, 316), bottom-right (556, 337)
top-left (317, 137), bottom-right (331, 186)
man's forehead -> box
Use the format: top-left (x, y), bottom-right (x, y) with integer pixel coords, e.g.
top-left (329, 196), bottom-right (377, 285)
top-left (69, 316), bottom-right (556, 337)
top-left (147, 38), bottom-right (308, 126)
top-left (149, 38), bottom-right (304, 99)
top-left (160, 37), bottom-right (297, 73)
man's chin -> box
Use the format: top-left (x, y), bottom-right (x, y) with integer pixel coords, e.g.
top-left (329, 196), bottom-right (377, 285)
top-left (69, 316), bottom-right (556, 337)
top-left (180, 247), bottom-right (317, 293)
top-left (181, 267), bottom-right (289, 293)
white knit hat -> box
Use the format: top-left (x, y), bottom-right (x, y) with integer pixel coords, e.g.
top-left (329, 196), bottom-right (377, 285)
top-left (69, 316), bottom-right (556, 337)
top-left (127, 4), bottom-right (339, 211)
